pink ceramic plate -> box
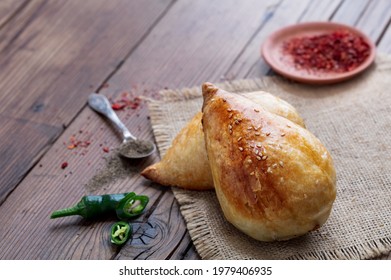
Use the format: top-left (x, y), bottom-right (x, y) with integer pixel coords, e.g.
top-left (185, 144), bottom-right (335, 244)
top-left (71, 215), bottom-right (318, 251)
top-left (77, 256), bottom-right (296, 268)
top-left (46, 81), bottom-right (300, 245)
top-left (261, 22), bottom-right (376, 84)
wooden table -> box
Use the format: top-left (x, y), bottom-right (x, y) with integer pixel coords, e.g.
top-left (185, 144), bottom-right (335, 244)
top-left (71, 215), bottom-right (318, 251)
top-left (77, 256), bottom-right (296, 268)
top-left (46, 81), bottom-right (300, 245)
top-left (0, 0), bottom-right (390, 260)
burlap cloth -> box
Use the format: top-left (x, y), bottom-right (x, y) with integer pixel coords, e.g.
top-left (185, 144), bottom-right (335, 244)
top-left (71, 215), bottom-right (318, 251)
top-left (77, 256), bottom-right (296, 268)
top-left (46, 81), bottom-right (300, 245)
top-left (146, 54), bottom-right (391, 260)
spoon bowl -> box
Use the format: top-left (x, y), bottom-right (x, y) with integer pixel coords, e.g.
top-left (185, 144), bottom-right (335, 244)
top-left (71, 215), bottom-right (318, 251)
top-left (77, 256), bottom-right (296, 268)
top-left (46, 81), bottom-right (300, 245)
top-left (88, 93), bottom-right (156, 159)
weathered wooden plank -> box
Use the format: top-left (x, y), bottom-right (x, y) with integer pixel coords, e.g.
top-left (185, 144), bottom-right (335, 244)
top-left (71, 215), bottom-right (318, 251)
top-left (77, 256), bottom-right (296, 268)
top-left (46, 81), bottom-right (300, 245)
top-left (0, 104), bottom-right (162, 259)
top-left (225, 0), bottom-right (312, 80)
top-left (299, 0), bottom-right (343, 22)
top-left (100, 0), bottom-right (281, 90)
top-left (0, 0), bottom-right (175, 123)
top-left (0, 117), bottom-right (62, 204)
top-left (355, 0), bottom-right (391, 43)
top-left (115, 191), bottom-right (187, 260)
top-left (0, 0), bottom-right (174, 204)
top-left (0, 0), bottom-right (27, 27)
top-left (180, 241), bottom-right (200, 260)
top-left (331, 0), bottom-right (371, 25)
top-left (377, 25), bottom-right (391, 53)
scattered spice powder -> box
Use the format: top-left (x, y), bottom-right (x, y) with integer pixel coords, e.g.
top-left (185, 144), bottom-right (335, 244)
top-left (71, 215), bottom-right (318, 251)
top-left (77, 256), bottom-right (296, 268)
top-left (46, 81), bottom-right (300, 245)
top-left (84, 151), bottom-right (138, 193)
top-left (102, 146), bottom-right (110, 153)
top-left (282, 29), bottom-right (371, 73)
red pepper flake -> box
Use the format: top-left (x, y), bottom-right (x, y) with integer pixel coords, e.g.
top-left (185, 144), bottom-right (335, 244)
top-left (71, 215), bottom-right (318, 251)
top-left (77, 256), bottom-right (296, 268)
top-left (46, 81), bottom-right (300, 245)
top-left (65, 135), bottom-right (91, 149)
top-left (110, 93), bottom-right (142, 111)
top-left (102, 146), bottom-right (110, 153)
top-left (282, 29), bottom-right (371, 73)
top-left (111, 102), bottom-right (127, 111)
top-left (61, 162), bottom-right (68, 169)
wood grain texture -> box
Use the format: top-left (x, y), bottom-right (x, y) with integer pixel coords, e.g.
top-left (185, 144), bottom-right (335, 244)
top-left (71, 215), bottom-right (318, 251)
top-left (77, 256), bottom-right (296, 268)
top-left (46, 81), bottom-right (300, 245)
top-left (331, 0), bottom-right (371, 25)
top-left (0, 104), bottom-right (164, 259)
top-left (0, 0), bottom-right (174, 204)
top-left (225, 0), bottom-right (312, 79)
top-left (100, 0), bottom-right (281, 90)
top-left (355, 0), bottom-right (391, 43)
top-left (377, 26), bottom-right (391, 53)
top-left (0, 0), bottom-right (27, 27)
top-left (0, 0), bottom-right (390, 260)
top-left (298, 0), bottom-right (343, 22)
top-left (115, 191), bottom-right (188, 260)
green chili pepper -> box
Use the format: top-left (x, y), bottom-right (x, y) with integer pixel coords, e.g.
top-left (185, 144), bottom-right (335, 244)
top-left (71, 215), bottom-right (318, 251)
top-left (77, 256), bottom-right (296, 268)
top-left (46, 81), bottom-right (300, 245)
top-left (110, 221), bottom-right (132, 245)
top-left (115, 192), bottom-right (149, 220)
top-left (50, 193), bottom-right (132, 219)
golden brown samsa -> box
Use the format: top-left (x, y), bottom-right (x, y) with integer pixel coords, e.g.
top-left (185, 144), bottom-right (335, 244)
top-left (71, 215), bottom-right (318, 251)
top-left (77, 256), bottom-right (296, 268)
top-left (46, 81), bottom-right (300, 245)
top-left (141, 90), bottom-right (305, 190)
top-left (202, 83), bottom-right (336, 241)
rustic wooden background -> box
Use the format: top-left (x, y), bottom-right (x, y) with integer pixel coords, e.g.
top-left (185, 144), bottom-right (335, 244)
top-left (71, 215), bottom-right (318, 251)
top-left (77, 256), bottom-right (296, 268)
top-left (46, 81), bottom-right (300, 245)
top-left (0, 0), bottom-right (390, 259)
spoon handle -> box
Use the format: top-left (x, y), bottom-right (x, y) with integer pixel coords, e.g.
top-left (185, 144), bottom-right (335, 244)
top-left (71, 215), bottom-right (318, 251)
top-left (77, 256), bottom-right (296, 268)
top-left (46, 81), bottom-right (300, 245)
top-left (88, 93), bottom-right (136, 141)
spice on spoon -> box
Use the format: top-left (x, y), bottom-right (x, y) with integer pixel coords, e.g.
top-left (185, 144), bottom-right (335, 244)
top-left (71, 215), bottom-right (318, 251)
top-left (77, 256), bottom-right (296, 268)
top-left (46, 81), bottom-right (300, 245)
top-left (118, 139), bottom-right (155, 158)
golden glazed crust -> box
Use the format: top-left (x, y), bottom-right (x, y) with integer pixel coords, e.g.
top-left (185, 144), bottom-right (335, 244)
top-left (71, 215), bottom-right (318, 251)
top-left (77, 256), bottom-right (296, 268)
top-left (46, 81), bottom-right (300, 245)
top-left (141, 90), bottom-right (305, 190)
top-left (202, 82), bottom-right (336, 241)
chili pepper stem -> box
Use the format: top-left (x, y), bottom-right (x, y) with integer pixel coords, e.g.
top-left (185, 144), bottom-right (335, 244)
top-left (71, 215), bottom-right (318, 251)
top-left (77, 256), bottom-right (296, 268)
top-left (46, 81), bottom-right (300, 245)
top-left (50, 205), bottom-right (82, 219)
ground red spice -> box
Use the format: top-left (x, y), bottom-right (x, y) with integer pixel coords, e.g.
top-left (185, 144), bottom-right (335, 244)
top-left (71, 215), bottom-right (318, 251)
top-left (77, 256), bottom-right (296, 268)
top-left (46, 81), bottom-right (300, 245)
top-left (102, 146), bottom-right (110, 153)
top-left (61, 162), bottom-right (68, 169)
top-left (282, 29), bottom-right (371, 73)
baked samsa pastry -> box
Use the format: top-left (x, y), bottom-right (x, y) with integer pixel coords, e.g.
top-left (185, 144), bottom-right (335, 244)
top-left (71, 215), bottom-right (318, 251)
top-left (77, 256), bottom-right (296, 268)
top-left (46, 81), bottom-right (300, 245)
top-left (142, 111), bottom-right (212, 190)
top-left (141, 90), bottom-right (305, 190)
top-left (202, 83), bottom-right (336, 241)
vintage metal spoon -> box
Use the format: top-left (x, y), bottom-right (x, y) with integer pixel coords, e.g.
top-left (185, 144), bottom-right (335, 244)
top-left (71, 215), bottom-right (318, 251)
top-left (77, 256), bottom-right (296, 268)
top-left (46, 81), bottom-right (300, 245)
top-left (88, 93), bottom-right (155, 159)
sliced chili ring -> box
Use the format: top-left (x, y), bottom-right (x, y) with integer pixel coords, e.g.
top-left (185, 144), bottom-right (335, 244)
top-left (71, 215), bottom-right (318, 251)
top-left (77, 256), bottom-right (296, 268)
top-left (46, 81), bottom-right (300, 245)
top-left (116, 192), bottom-right (149, 220)
top-left (110, 221), bottom-right (132, 245)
